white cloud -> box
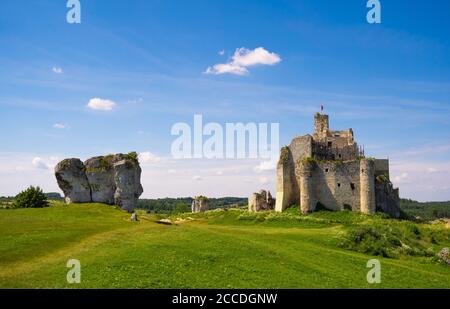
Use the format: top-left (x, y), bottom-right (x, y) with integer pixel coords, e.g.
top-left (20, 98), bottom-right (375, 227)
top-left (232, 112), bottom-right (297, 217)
top-left (254, 158), bottom-right (278, 172)
top-left (392, 172), bottom-right (409, 184)
top-left (205, 63), bottom-right (248, 76)
top-left (218, 50), bottom-right (225, 56)
top-left (138, 151), bottom-right (161, 163)
top-left (232, 47), bottom-right (281, 67)
top-left (259, 176), bottom-right (270, 184)
top-left (215, 170), bottom-right (223, 176)
top-left (52, 66), bottom-right (63, 74)
top-left (426, 167), bottom-right (438, 174)
top-left (32, 157), bottom-right (51, 170)
top-left (193, 175), bottom-right (203, 181)
top-left (87, 98), bottom-right (116, 111)
top-left (53, 123), bottom-right (67, 129)
top-left (168, 169), bottom-right (176, 174)
top-left (205, 47), bottom-right (281, 76)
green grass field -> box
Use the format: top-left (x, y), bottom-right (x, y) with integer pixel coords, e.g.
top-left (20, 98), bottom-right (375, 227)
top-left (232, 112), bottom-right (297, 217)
top-left (0, 202), bottom-right (449, 288)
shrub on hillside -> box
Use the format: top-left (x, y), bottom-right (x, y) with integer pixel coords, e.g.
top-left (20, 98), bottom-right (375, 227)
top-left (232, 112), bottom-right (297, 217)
top-left (339, 223), bottom-right (436, 258)
top-left (12, 186), bottom-right (49, 209)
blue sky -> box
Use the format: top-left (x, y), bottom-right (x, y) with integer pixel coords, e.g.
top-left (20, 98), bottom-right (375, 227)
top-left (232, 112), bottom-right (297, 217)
top-left (1, 0), bottom-right (450, 201)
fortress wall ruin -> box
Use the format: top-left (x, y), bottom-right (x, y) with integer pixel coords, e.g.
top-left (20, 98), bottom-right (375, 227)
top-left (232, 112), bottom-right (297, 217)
top-left (359, 159), bottom-right (376, 214)
top-left (295, 160), bottom-right (361, 213)
top-left (274, 113), bottom-right (400, 217)
top-left (275, 147), bottom-right (299, 212)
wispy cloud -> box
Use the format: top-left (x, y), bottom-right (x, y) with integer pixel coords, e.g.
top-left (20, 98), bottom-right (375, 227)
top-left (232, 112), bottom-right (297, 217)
top-left (138, 151), bottom-right (161, 163)
top-left (390, 159), bottom-right (450, 201)
top-left (205, 47), bottom-right (281, 76)
top-left (53, 123), bottom-right (68, 129)
top-left (192, 175), bottom-right (203, 181)
top-left (254, 158), bottom-right (278, 172)
top-left (52, 66), bottom-right (63, 74)
top-left (32, 157), bottom-right (51, 170)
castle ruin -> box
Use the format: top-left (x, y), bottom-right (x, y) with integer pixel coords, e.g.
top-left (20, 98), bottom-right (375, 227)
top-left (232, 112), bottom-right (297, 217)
top-left (191, 196), bottom-right (210, 213)
top-left (275, 112), bottom-right (401, 218)
top-left (248, 190), bottom-right (275, 212)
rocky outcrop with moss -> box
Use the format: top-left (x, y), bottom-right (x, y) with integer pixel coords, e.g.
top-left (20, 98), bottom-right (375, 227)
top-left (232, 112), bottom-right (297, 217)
top-left (55, 152), bottom-right (143, 212)
top-left (55, 158), bottom-right (91, 204)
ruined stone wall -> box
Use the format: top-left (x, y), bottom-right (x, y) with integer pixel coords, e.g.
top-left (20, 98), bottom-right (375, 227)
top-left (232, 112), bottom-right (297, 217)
top-left (374, 159), bottom-right (390, 177)
top-left (275, 113), bottom-right (400, 217)
top-left (375, 180), bottom-right (401, 218)
top-left (314, 113), bottom-right (329, 140)
top-left (275, 147), bottom-right (298, 212)
top-left (191, 197), bottom-right (209, 213)
top-left (360, 159), bottom-right (376, 214)
top-left (299, 161), bottom-right (316, 213)
top-left (312, 142), bottom-right (358, 161)
top-left (308, 160), bottom-right (361, 211)
top-left (289, 135), bottom-right (313, 161)
top-left (249, 190), bottom-right (275, 212)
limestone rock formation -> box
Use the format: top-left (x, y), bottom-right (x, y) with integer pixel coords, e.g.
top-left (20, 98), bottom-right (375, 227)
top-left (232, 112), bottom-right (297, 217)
top-left (191, 196), bottom-right (209, 213)
top-left (55, 158), bottom-right (91, 204)
top-left (439, 248), bottom-right (450, 265)
top-left (113, 158), bottom-right (143, 212)
top-left (248, 190), bottom-right (275, 212)
top-left (54, 153), bottom-right (143, 212)
top-left (84, 156), bottom-right (116, 204)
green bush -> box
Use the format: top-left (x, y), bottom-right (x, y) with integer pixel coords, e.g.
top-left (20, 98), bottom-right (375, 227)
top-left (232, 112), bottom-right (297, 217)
top-left (12, 186), bottom-right (49, 209)
top-left (339, 222), bottom-right (435, 258)
top-left (173, 202), bottom-right (190, 214)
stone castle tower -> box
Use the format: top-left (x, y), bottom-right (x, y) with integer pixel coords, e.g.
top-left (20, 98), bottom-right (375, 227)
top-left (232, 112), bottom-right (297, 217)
top-left (275, 112), bottom-right (400, 217)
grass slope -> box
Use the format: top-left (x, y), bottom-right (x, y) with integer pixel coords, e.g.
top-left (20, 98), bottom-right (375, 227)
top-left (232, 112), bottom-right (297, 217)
top-left (0, 202), bottom-right (449, 288)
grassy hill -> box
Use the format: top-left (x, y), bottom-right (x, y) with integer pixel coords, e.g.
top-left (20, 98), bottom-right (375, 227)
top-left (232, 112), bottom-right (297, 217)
top-left (0, 202), bottom-right (449, 288)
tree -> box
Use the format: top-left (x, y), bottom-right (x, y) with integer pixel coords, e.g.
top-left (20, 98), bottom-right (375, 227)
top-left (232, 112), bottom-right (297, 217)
top-left (173, 202), bottom-right (190, 214)
top-left (12, 186), bottom-right (49, 209)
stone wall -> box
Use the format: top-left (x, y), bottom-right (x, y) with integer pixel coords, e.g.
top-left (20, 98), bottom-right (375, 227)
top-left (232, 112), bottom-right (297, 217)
top-left (314, 113), bottom-right (329, 140)
top-left (312, 142), bottom-right (358, 161)
top-left (375, 179), bottom-right (401, 218)
top-left (359, 159), bottom-right (376, 214)
top-left (311, 160), bottom-right (361, 212)
top-left (249, 190), bottom-right (275, 212)
top-left (275, 146), bottom-right (298, 212)
top-left (191, 196), bottom-right (209, 213)
top-left (275, 113), bottom-right (401, 218)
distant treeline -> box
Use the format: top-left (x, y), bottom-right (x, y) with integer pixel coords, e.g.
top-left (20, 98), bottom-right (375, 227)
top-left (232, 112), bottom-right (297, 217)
top-left (1, 193), bottom-right (63, 201)
top-left (2, 193), bottom-right (449, 220)
top-left (400, 199), bottom-right (450, 221)
top-left (137, 197), bottom-right (248, 214)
